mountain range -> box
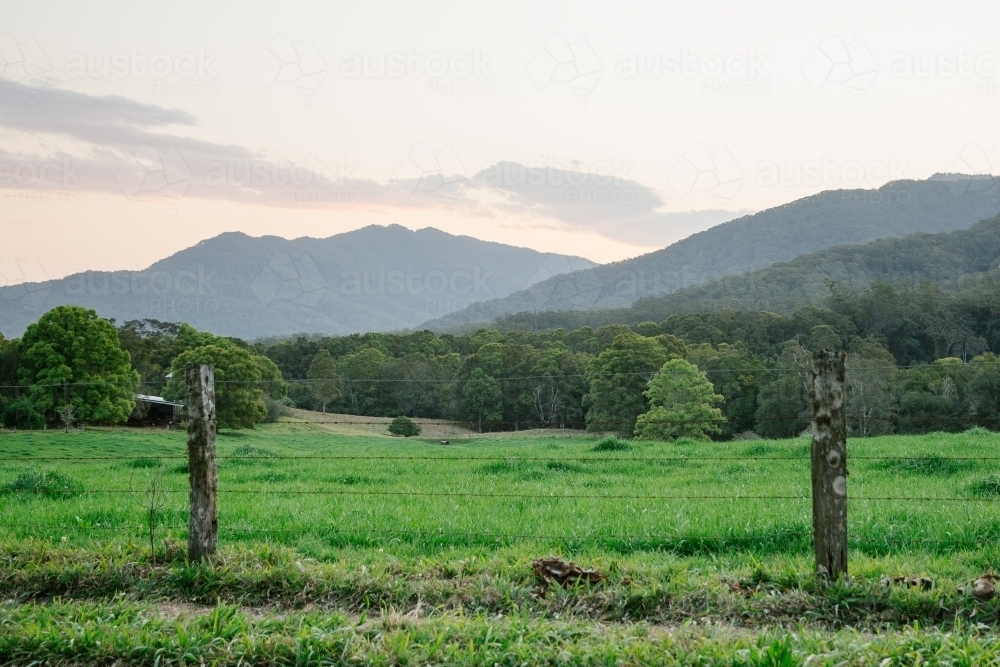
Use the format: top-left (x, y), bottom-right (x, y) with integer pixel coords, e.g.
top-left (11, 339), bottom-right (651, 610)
top-left (418, 176), bottom-right (1000, 331)
top-left (3, 175), bottom-right (999, 341)
top-left (486, 213), bottom-right (1000, 332)
top-left (0, 225), bottom-right (595, 339)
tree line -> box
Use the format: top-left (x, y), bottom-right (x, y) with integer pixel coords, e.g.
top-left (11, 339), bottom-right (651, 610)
top-left (1, 280), bottom-right (999, 437)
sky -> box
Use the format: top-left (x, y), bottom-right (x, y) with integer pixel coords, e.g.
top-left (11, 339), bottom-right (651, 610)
top-left (2, 0), bottom-right (1000, 286)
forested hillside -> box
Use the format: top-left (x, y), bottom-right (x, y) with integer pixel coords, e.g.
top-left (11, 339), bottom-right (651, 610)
top-left (490, 213), bottom-right (1000, 332)
top-left (3, 274), bottom-right (999, 439)
top-left (420, 176), bottom-right (1000, 331)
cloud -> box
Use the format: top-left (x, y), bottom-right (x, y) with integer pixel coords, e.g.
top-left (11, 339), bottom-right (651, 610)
top-left (462, 161), bottom-right (751, 246)
top-left (0, 82), bottom-right (748, 247)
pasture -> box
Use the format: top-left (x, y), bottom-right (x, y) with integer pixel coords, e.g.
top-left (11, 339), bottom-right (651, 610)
top-left (3, 421), bottom-right (1000, 664)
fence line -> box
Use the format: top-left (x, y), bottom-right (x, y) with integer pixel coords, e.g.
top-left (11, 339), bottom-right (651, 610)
top-left (3, 522), bottom-right (998, 549)
top-left (0, 454), bottom-right (996, 462)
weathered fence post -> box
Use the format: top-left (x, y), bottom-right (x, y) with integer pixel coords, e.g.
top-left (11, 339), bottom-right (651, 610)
top-left (186, 363), bottom-right (217, 562)
top-left (809, 350), bottom-right (847, 579)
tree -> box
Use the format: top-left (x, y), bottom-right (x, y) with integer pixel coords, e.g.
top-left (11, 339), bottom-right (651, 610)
top-left (845, 337), bottom-right (897, 436)
top-left (339, 347), bottom-right (389, 414)
top-left (306, 349), bottom-right (341, 412)
top-left (634, 359), bottom-right (725, 440)
top-left (897, 358), bottom-right (969, 433)
top-left (754, 340), bottom-right (812, 439)
top-left (969, 352), bottom-right (1000, 430)
top-left (686, 342), bottom-right (765, 438)
top-left (163, 343), bottom-right (269, 429)
top-left (388, 415), bottom-right (421, 437)
top-left (462, 367), bottom-right (502, 432)
top-left (18, 306), bottom-right (139, 424)
top-left (583, 333), bottom-right (671, 434)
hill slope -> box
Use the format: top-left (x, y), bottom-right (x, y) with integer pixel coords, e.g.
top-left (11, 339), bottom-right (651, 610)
top-left (489, 213), bottom-right (1000, 332)
top-left (419, 176), bottom-right (1000, 331)
top-left (0, 225), bottom-right (595, 339)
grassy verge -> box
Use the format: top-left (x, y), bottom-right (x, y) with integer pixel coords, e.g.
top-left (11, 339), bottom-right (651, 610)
top-left (4, 539), bottom-right (1000, 629)
top-left (5, 597), bottom-right (1000, 666)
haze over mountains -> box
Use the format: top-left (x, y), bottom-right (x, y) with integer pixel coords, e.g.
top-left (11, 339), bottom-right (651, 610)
top-left (0, 226), bottom-right (595, 339)
top-left (419, 176), bottom-right (1000, 332)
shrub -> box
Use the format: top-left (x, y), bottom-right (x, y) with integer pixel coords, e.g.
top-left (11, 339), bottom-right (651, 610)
top-left (264, 397), bottom-right (295, 423)
top-left (1, 397), bottom-right (44, 429)
top-left (968, 475), bottom-right (1000, 497)
top-left (2, 469), bottom-right (81, 498)
top-left (965, 426), bottom-right (992, 436)
top-left (388, 415), bottom-right (421, 437)
top-left (593, 436), bottom-right (631, 452)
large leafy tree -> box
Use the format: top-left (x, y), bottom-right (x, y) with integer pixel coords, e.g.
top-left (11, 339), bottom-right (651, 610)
top-left (583, 332), bottom-right (671, 434)
top-left (754, 340), bottom-right (812, 439)
top-left (635, 359), bottom-right (725, 441)
top-left (163, 343), bottom-right (269, 428)
top-left (339, 347), bottom-right (389, 414)
top-left (18, 306), bottom-right (139, 424)
top-left (686, 342), bottom-right (765, 438)
top-left (969, 352), bottom-right (1000, 430)
top-left (845, 336), bottom-right (898, 436)
top-left (307, 349), bottom-right (341, 412)
top-left (462, 367), bottom-right (502, 432)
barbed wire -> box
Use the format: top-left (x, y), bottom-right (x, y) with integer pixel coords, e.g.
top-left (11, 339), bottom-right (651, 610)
top-left (2, 413), bottom-right (995, 429)
top-left (1, 522), bottom-right (997, 548)
top-left (1, 454), bottom-right (997, 462)
top-left (6, 487), bottom-right (998, 503)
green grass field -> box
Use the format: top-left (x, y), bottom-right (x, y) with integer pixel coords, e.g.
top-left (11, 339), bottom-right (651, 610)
top-left (4, 422), bottom-right (1000, 664)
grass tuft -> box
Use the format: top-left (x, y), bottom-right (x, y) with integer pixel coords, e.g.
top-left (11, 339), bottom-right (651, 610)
top-left (870, 455), bottom-right (972, 476)
top-left (1, 468), bottom-right (81, 498)
top-left (126, 457), bottom-right (163, 469)
top-left (593, 436), bottom-right (631, 452)
top-left (966, 475), bottom-right (1000, 497)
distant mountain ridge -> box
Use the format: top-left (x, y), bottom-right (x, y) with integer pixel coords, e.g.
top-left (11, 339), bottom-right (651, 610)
top-left (0, 225), bottom-right (596, 339)
top-left (418, 176), bottom-right (1000, 331)
top-left (484, 213), bottom-right (1000, 332)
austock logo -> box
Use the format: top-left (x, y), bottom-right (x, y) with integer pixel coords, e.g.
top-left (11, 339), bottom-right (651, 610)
top-left (62, 267), bottom-right (219, 317)
top-left (251, 35), bottom-right (327, 94)
top-left (64, 48), bottom-right (220, 96)
top-left (615, 47), bottom-right (770, 97)
top-left (0, 252), bottom-right (51, 311)
top-left (943, 143), bottom-right (1000, 200)
top-left (204, 157), bottom-right (361, 204)
top-left (477, 157), bottom-right (638, 205)
top-left (666, 143), bottom-right (744, 203)
top-left (526, 34), bottom-right (603, 100)
top-left (390, 143), bottom-right (468, 199)
top-left (801, 35), bottom-right (878, 101)
top-left (250, 250), bottom-right (504, 317)
top-left (251, 253), bottom-right (328, 307)
top-left (0, 35), bottom-right (51, 89)
top-left (338, 47), bottom-right (495, 97)
top-left (116, 144), bottom-right (193, 199)
top-left (1, 157), bottom-right (86, 204)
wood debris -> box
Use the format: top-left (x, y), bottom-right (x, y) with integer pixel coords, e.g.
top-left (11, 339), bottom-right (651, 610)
top-left (532, 557), bottom-right (604, 588)
top-left (960, 574), bottom-right (997, 601)
top-left (880, 575), bottom-right (935, 590)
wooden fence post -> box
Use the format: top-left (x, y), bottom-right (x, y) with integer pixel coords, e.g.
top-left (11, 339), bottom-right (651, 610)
top-left (809, 350), bottom-right (847, 579)
top-left (186, 363), bottom-right (217, 562)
